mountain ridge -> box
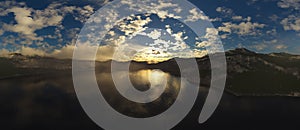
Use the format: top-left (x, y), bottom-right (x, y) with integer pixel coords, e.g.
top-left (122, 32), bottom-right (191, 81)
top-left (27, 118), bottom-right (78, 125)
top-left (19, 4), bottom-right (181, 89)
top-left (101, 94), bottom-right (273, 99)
top-left (1, 48), bottom-right (300, 97)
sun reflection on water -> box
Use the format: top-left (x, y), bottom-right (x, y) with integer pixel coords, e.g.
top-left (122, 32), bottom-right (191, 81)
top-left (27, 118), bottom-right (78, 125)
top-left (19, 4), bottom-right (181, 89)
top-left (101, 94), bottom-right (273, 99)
top-left (96, 69), bottom-right (182, 117)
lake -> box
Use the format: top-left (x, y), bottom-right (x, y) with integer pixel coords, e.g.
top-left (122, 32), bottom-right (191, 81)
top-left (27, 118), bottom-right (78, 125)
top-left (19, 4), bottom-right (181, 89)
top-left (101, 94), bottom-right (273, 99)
top-left (0, 69), bottom-right (300, 130)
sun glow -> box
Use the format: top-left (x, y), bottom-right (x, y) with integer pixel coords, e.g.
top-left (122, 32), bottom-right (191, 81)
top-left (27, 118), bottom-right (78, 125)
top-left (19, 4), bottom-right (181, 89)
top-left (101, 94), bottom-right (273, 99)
top-left (149, 70), bottom-right (167, 85)
top-left (133, 48), bottom-right (172, 64)
top-left (132, 69), bottom-right (168, 86)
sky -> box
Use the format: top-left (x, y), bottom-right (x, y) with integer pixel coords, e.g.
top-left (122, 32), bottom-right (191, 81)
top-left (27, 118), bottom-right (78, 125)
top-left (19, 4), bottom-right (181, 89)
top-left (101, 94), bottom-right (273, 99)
top-left (0, 0), bottom-right (299, 62)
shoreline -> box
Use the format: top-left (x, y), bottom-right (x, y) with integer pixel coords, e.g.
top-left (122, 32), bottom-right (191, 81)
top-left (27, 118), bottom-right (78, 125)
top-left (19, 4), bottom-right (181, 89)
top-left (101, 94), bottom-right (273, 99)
top-left (1, 73), bottom-right (300, 98)
top-left (0, 69), bottom-right (71, 80)
top-left (0, 73), bottom-right (38, 80)
top-left (224, 89), bottom-right (300, 98)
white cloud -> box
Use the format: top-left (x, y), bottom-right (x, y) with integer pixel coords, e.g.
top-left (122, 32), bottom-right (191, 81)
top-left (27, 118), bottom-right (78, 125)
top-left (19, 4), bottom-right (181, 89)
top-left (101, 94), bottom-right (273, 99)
top-left (184, 8), bottom-right (211, 22)
top-left (165, 25), bottom-right (173, 34)
top-left (83, 5), bottom-right (94, 12)
top-left (50, 45), bottom-right (75, 59)
top-left (218, 21), bottom-right (265, 36)
top-left (66, 28), bottom-right (81, 40)
top-left (266, 28), bottom-right (277, 36)
top-left (216, 6), bottom-right (253, 22)
top-left (205, 28), bottom-right (219, 40)
top-left (281, 15), bottom-right (300, 31)
top-left (278, 0), bottom-right (300, 10)
top-left (232, 16), bottom-right (243, 21)
top-left (0, 29), bottom-right (4, 36)
top-left (75, 5), bottom-right (95, 22)
top-left (0, 1), bottom-right (26, 16)
top-left (149, 1), bottom-right (182, 20)
top-left (50, 44), bottom-right (116, 61)
top-left (195, 28), bottom-right (222, 53)
top-left (173, 7), bottom-right (182, 13)
top-left (251, 39), bottom-right (288, 51)
top-left (119, 16), bottom-right (152, 36)
top-left (0, 1), bottom-right (95, 45)
top-left (139, 29), bottom-right (162, 39)
top-left (253, 44), bottom-right (267, 51)
top-left (216, 7), bottom-right (234, 16)
top-left (196, 41), bottom-right (210, 48)
top-left (173, 32), bottom-right (184, 41)
top-left (19, 46), bottom-right (47, 56)
top-left (96, 45), bottom-right (116, 61)
top-left (275, 44), bottom-right (288, 50)
top-left (0, 49), bottom-right (10, 57)
top-left (193, 49), bottom-right (208, 58)
top-left (270, 39), bottom-right (278, 44)
top-left (0, 46), bottom-right (47, 57)
top-left (108, 31), bottom-right (116, 36)
top-left (0, 0), bottom-right (211, 62)
top-left (120, 0), bottom-right (181, 20)
top-left (2, 7), bottom-right (43, 41)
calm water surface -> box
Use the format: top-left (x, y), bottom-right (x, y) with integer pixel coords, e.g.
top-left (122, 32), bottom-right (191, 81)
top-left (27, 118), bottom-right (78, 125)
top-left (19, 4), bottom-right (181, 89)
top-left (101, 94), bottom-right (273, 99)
top-left (0, 69), bottom-right (300, 130)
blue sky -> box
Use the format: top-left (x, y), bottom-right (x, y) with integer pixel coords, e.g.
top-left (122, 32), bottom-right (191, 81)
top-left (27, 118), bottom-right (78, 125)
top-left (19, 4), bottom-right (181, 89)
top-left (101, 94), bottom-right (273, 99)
top-left (0, 0), bottom-right (299, 60)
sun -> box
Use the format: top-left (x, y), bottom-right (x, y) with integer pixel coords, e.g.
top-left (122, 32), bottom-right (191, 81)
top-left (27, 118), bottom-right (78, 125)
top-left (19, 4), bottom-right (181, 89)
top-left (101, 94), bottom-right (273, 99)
top-left (133, 48), bottom-right (172, 64)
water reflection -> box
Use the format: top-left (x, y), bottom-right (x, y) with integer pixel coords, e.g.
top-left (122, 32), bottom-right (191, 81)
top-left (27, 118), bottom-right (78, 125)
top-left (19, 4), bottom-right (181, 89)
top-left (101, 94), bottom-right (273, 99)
top-left (1, 70), bottom-right (300, 129)
top-left (96, 69), bottom-right (181, 118)
top-left (129, 69), bottom-right (168, 91)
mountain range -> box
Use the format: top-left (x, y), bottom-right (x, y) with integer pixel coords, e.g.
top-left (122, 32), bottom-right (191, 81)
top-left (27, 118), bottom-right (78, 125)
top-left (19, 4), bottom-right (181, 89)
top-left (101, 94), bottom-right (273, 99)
top-left (1, 48), bottom-right (300, 96)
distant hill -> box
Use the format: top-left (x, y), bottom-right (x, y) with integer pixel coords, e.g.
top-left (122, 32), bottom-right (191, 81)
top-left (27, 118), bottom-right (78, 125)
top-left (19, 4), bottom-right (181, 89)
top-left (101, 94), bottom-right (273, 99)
top-left (94, 48), bottom-right (300, 96)
top-left (224, 48), bottom-right (300, 96)
top-left (0, 53), bottom-right (72, 79)
top-left (1, 49), bottom-right (300, 96)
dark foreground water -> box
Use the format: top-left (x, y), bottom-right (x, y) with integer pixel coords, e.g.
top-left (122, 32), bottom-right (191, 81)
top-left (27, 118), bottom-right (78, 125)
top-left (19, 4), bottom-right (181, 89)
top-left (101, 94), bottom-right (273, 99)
top-left (0, 69), bottom-right (300, 130)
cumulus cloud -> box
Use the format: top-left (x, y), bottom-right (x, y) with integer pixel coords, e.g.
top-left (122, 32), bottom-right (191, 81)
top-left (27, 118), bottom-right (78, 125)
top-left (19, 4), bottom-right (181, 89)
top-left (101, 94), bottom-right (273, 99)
top-left (96, 45), bottom-right (117, 61)
top-left (138, 29), bottom-right (162, 40)
top-left (2, 7), bottom-right (43, 41)
top-left (119, 16), bottom-right (152, 36)
top-left (2, 4), bottom-right (68, 41)
top-left (266, 28), bottom-right (277, 36)
top-left (0, 44), bottom-right (114, 61)
top-left (232, 16), bottom-right (243, 21)
top-left (0, 29), bottom-right (4, 36)
top-left (19, 46), bottom-right (47, 56)
top-left (253, 44), bottom-right (267, 51)
top-left (0, 1), bottom-right (26, 16)
top-left (50, 45), bottom-right (75, 59)
top-left (275, 44), bottom-right (288, 50)
top-left (195, 28), bottom-right (222, 53)
top-left (0, 46), bottom-right (47, 57)
top-left (0, 1), bottom-right (100, 63)
top-left (120, 0), bottom-right (182, 20)
top-left (216, 6), bottom-right (252, 22)
top-left (83, 5), bottom-right (94, 12)
top-left (251, 39), bottom-right (288, 51)
top-left (0, 1), bottom-right (95, 46)
top-left (104, 27), bottom-right (208, 62)
top-left (184, 8), bottom-right (211, 22)
top-left (281, 15), bottom-right (300, 31)
top-left (232, 16), bottom-right (252, 22)
top-left (0, 0), bottom-right (211, 62)
top-left (216, 7), bottom-right (234, 15)
top-left (278, 0), bottom-right (300, 10)
top-left (218, 21), bottom-right (265, 37)
top-left (0, 49), bottom-right (10, 58)
top-left (46, 44), bottom-right (107, 61)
